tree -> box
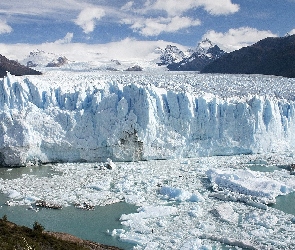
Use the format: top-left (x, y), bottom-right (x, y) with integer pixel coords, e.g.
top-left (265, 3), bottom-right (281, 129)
top-left (33, 221), bottom-right (45, 234)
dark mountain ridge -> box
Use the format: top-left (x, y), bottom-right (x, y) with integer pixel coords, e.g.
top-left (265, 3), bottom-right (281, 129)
top-left (0, 54), bottom-right (42, 78)
top-left (201, 35), bottom-right (295, 78)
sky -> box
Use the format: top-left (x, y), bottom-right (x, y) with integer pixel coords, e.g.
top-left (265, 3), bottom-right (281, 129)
top-left (0, 0), bottom-right (294, 60)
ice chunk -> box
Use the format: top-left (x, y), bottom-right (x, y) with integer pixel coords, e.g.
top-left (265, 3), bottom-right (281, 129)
top-left (180, 239), bottom-right (210, 250)
top-left (159, 186), bottom-right (191, 201)
top-left (245, 211), bottom-right (278, 229)
top-left (206, 168), bottom-right (294, 204)
top-left (121, 205), bottom-right (178, 221)
top-left (159, 186), bottom-right (204, 202)
top-left (105, 158), bottom-right (116, 170)
top-left (188, 205), bottom-right (203, 218)
top-left (211, 203), bottom-right (239, 224)
top-left (7, 190), bottom-right (21, 199)
top-left (88, 178), bottom-right (111, 191)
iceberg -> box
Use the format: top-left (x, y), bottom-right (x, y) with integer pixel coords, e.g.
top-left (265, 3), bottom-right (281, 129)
top-left (206, 168), bottom-right (294, 204)
top-left (1, 71), bottom-right (295, 166)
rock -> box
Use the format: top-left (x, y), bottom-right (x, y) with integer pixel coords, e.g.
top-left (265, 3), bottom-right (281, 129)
top-left (0, 54), bottom-right (42, 78)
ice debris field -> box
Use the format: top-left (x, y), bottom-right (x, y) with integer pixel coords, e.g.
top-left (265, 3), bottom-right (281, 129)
top-left (1, 71), bottom-right (295, 249)
top-left (1, 154), bottom-right (295, 249)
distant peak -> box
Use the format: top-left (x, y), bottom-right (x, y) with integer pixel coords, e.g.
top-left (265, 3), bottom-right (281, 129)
top-left (197, 38), bottom-right (214, 50)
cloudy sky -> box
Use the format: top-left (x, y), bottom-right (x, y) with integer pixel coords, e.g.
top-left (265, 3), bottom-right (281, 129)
top-left (0, 0), bottom-right (294, 58)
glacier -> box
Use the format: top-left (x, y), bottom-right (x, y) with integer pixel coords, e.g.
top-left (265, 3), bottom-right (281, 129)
top-left (1, 70), bottom-right (295, 166)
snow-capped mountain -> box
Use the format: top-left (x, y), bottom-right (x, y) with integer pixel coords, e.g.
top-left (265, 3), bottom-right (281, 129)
top-left (167, 38), bottom-right (225, 71)
top-left (22, 50), bottom-right (69, 68)
top-left (195, 38), bottom-right (216, 57)
top-left (46, 56), bottom-right (68, 67)
top-left (157, 45), bottom-right (191, 66)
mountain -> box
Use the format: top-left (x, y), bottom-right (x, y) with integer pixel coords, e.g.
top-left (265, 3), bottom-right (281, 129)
top-left (157, 45), bottom-right (190, 66)
top-left (0, 54), bottom-right (42, 78)
top-left (167, 39), bottom-right (225, 71)
top-left (23, 50), bottom-right (68, 68)
top-left (46, 56), bottom-right (68, 67)
top-left (201, 34), bottom-right (295, 78)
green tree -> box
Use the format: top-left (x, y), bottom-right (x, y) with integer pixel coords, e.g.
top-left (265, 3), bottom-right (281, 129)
top-left (33, 221), bottom-right (45, 234)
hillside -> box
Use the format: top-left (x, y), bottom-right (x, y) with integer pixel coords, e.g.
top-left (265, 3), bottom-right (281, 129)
top-left (0, 216), bottom-right (120, 250)
top-left (0, 54), bottom-right (42, 78)
top-left (201, 35), bottom-right (295, 78)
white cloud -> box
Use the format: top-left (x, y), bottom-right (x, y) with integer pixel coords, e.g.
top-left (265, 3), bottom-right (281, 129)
top-left (0, 38), bottom-right (188, 63)
top-left (54, 32), bottom-right (74, 44)
top-left (121, 1), bottom-right (134, 11)
top-left (288, 29), bottom-right (295, 35)
top-left (198, 0), bottom-right (240, 15)
top-left (151, 0), bottom-right (239, 16)
top-left (202, 27), bottom-right (278, 52)
top-left (0, 20), bottom-right (12, 34)
top-left (0, 1), bottom-right (84, 19)
top-left (75, 7), bottom-right (106, 33)
top-left (125, 16), bottom-right (201, 36)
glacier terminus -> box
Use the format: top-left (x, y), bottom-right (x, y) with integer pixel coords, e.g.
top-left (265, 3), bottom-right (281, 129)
top-left (1, 71), bottom-right (295, 166)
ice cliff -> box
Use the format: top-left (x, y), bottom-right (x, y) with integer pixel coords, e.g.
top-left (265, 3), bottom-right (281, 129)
top-left (1, 71), bottom-right (295, 166)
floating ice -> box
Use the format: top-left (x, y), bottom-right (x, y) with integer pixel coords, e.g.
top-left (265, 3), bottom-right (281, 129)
top-left (159, 186), bottom-right (204, 202)
top-left (211, 203), bottom-right (239, 224)
top-left (1, 155), bottom-right (295, 249)
top-left (7, 190), bottom-right (21, 199)
top-left (206, 168), bottom-right (295, 204)
top-left (121, 205), bottom-right (178, 221)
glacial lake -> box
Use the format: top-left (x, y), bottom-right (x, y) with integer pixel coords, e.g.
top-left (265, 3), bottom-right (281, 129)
top-left (0, 194), bottom-right (137, 249)
top-left (0, 159), bottom-right (295, 250)
top-left (0, 165), bottom-right (137, 250)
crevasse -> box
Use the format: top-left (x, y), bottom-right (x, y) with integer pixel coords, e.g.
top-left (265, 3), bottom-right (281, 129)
top-left (0, 72), bottom-right (295, 166)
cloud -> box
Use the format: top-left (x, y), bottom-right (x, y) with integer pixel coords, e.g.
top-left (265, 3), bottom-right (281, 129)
top-left (0, 1), bottom-right (84, 19)
top-left (121, 1), bottom-right (134, 11)
top-left (202, 27), bottom-right (278, 52)
top-left (124, 16), bottom-right (201, 36)
top-left (0, 38), bottom-right (188, 63)
top-left (151, 0), bottom-right (239, 16)
top-left (75, 7), bottom-right (106, 33)
top-left (198, 0), bottom-right (240, 15)
top-left (288, 29), bottom-right (295, 35)
top-left (54, 32), bottom-right (74, 44)
top-left (0, 20), bottom-right (12, 34)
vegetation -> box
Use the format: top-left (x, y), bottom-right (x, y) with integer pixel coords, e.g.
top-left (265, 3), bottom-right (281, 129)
top-left (0, 215), bottom-right (120, 250)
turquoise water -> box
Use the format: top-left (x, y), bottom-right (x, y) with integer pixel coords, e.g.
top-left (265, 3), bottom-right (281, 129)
top-left (245, 164), bottom-right (283, 172)
top-left (0, 164), bottom-right (61, 179)
top-left (0, 194), bottom-right (137, 249)
top-left (0, 165), bottom-right (137, 250)
top-left (271, 192), bottom-right (295, 216)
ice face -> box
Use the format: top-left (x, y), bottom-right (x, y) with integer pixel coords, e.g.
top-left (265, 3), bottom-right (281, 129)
top-left (1, 71), bottom-right (295, 166)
